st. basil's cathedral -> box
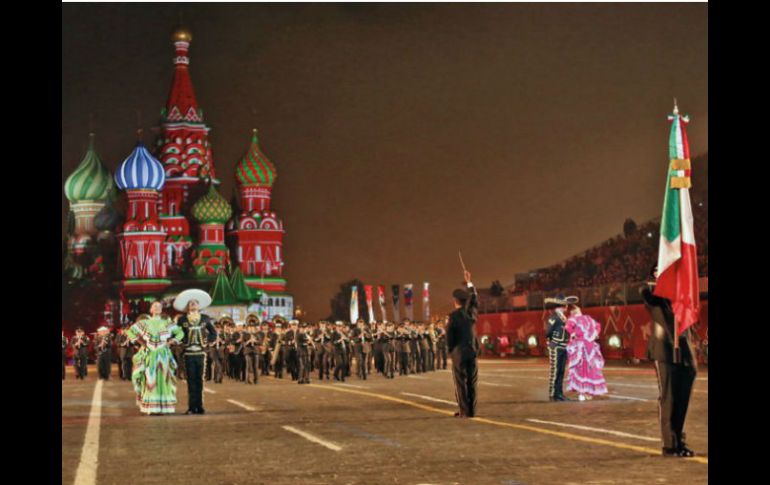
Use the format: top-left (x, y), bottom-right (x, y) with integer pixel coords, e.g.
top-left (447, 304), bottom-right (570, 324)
top-left (63, 27), bottom-right (293, 327)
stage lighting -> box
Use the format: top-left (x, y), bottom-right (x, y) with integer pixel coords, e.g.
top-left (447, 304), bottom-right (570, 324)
top-left (527, 335), bottom-right (538, 348)
top-left (608, 334), bottom-right (622, 349)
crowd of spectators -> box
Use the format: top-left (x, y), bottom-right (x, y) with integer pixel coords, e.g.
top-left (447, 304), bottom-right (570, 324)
top-left (513, 198), bottom-right (708, 294)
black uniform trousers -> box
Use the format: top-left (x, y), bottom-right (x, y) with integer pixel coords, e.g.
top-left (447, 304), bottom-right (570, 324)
top-left (654, 361), bottom-right (696, 449)
top-left (75, 350), bottom-right (88, 379)
top-left (384, 350), bottom-right (396, 378)
top-left (451, 348), bottom-right (478, 417)
top-left (184, 354), bottom-right (206, 412)
top-left (399, 351), bottom-right (410, 375)
top-left (357, 351), bottom-right (369, 379)
top-left (548, 346), bottom-right (568, 398)
top-left (97, 351), bottom-right (112, 380)
top-left (317, 348), bottom-right (332, 379)
top-left (298, 349), bottom-right (310, 383)
top-left (437, 344), bottom-right (448, 369)
top-left (334, 349), bottom-right (348, 381)
top-left (245, 351), bottom-right (259, 384)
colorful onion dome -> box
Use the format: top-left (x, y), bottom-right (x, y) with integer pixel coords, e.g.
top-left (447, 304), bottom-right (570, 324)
top-left (115, 141), bottom-right (166, 191)
top-left (191, 185), bottom-right (233, 224)
top-left (65, 134), bottom-right (114, 202)
top-left (235, 129), bottom-right (277, 187)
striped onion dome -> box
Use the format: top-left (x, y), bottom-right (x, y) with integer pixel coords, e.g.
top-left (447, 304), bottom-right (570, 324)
top-left (191, 185), bottom-right (233, 224)
top-left (115, 141), bottom-right (166, 191)
top-left (64, 134), bottom-right (114, 202)
top-left (235, 129), bottom-right (277, 187)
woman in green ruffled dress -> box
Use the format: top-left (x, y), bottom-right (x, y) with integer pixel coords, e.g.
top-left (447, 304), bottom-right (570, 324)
top-left (127, 301), bottom-right (184, 415)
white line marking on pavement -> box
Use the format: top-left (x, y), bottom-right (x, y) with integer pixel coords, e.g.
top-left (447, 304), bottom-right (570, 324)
top-left (607, 394), bottom-right (650, 402)
top-left (226, 399), bottom-right (256, 411)
top-left (479, 381), bottom-right (513, 387)
top-left (400, 392), bottom-right (456, 406)
top-left (73, 379), bottom-right (103, 485)
top-left (204, 388), bottom-right (217, 394)
top-left (525, 418), bottom-right (660, 442)
top-left (337, 383), bottom-right (366, 389)
top-left (282, 426), bottom-right (342, 451)
top-left (406, 375), bottom-right (428, 379)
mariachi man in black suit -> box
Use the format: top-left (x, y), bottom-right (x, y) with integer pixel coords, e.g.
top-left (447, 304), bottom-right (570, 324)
top-left (545, 294), bottom-right (571, 401)
top-left (447, 270), bottom-right (481, 418)
top-left (175, 290), bottom-right (217, 415)
top-left (641, 265), bottom-right (697, 458)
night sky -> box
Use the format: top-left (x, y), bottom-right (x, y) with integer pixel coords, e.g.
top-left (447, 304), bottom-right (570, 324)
top-left (62, 3), bottom-right (708, 320)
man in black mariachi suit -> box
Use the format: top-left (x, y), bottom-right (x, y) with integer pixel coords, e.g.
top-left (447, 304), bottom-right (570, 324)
top-left (447, 271), bottom-right (481, 418)
top-left (641, 266), bottom-right (697, 458)
top-left (175, 290), bottom-right (217, 415)
top-left (545, 294), bottom-right (571, 401)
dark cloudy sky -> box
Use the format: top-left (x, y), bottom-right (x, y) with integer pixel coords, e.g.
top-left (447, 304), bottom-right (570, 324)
top-left (62, 3), bottom-right (708, 320)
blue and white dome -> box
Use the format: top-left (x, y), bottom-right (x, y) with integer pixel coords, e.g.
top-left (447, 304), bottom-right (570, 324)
top-left (115, 142), bottom-right (166, 191)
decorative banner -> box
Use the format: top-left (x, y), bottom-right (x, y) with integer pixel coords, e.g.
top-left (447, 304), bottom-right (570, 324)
top-left (364, 285), bottom-right (375, 323)
top-left (350, 286), bottom-right (359, 324)
top-left (377, 285), bottom-right (387, 321)
top-left (404, 284), bottom-right (414, 321)
top-left (391, 284), bottom-right (401, 323)
top-left (423, 282), bottom-right (430, 322)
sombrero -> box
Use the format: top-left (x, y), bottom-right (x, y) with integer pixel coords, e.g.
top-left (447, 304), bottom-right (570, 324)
top-left (544, 294), bottom-right (569, 306)
top-left (565, 295), bottom-right (580, 304)
top-left (173, 289), bottom-right (212, 312)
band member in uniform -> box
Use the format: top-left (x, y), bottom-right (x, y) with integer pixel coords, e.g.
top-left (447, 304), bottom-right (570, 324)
top-left (72, 327), bottom-right (90, 380)
top-left (396, 323), bottom-right (410, 376)
top-left (332, 321), bottom-right (350, 382)
top-left (116, 327), bottom-right (133, 381)
top-left (641, 266), bottom-right (697, 457)
top-left (380, 322), bottom-right (396, 379)
top-left (285, 320), bottom-right (300, 381)
top-left (447, 270), bottom-right (480, 418)
top-left (243, 317), bottom-right (260, 385)
top-left (435, 320), bottom-right (448, 370)
top-left (126, 303), bottom-right (184, 415)
top-left (352, 319), bottom-right (373, 380)
top-left (297, 322), bottom-right (313, 384)
top-left (419, 322), bottom-right (433, 372)
top-left (545, 294), bottom-right (571, 401)
top-left (258, 322), bottom-right (270, 376)
top-left (270, 321), bottom-right (285, 378)
top-left (62, 331), bottom-right (68, 380)
top-left (95, 326), bottom-right (113, 380)
top-left (314, 321), bottom-right (333, 380)
top-left (175, 289), bottom-right (217, 415)
top-left (208, 324), bottom-right (226, 383)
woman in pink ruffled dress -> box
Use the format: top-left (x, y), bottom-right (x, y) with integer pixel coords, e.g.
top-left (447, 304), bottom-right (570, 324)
top-left (565, 303), bottom-right (608, 400)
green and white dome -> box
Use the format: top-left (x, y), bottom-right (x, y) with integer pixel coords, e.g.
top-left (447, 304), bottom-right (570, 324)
top-left (64, 134), bottom-right (114, 202)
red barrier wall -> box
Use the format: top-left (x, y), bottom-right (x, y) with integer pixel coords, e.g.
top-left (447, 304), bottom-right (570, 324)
top-left (476, 301), bottom-right (708, 363)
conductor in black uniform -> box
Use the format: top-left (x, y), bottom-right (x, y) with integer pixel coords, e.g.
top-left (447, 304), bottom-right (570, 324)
top-left (447, 270), bottom-right (480, 418)
top-left (641, 265), bottom-right (697, 457)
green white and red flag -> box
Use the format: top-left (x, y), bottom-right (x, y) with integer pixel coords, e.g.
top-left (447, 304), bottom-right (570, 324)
top-left (654, 102), bottom-right (700, 335)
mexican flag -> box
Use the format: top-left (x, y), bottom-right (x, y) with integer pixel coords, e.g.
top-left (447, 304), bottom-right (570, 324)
top-left (654, 102), bottom-right (700, 335)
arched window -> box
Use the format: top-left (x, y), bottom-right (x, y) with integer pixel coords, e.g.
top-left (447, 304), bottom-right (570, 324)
top-left (268, 298), bottom-right (273, 306)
